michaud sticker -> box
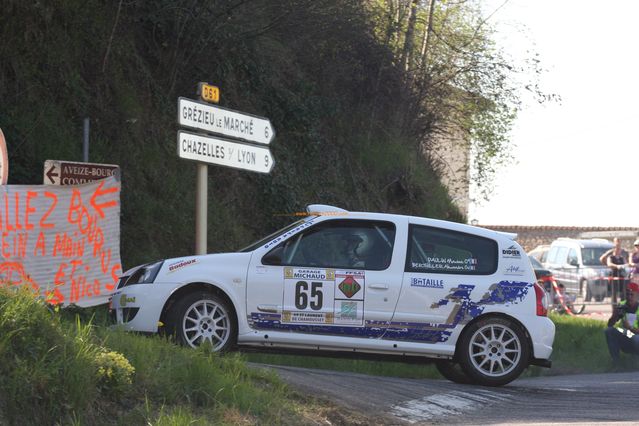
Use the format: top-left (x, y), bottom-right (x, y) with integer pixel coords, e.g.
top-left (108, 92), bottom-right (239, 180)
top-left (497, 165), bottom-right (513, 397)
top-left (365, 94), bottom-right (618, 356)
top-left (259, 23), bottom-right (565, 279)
top-left (411, 278), bottom-right (444, 288)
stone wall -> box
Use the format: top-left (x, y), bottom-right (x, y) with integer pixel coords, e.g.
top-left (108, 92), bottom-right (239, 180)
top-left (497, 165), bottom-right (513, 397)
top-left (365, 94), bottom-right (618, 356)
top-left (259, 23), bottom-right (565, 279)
top-left (480, 226), bottom-right (639, 252)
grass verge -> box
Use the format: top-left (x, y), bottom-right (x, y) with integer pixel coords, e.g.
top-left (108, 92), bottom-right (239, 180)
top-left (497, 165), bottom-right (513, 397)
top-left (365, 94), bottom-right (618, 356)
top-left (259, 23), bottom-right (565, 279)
top-left (0, 287), bottom-right (370, 425)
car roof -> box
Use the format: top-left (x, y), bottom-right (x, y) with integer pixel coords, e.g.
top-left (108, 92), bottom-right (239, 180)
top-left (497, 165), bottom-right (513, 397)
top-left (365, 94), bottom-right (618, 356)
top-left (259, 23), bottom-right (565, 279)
top-left (551, 238), bottom-right (613, 248)
top-left (306, 204), bottom-right (517, 242)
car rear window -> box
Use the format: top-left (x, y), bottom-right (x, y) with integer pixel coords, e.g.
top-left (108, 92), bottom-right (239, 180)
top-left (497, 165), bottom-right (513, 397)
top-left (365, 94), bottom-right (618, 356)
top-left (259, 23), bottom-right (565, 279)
top-left (405, 225), bottom-right (498, 275)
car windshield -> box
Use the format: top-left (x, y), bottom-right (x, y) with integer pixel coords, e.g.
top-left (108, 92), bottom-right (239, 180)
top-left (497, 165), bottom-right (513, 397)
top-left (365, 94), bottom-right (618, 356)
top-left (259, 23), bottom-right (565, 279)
top-left (238, 217), bottom-right (313, 252)
top-left (582, 247), bottom-right (610, 266)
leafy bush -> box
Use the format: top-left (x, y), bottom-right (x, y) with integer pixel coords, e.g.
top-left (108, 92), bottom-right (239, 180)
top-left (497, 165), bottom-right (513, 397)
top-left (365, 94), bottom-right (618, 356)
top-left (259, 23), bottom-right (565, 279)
top-left (95, 350), bottom-right (135, 397)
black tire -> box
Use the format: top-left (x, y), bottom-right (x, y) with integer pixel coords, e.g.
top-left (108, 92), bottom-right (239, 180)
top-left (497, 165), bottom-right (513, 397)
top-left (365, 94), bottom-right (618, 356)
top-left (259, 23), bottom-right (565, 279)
top-left (458, 317), bottom-right (530, 387)
top-left (580, 279), bottom-right (591, 302)
top-left (435, 360), bottom-right (472, 384)
top-left (567, 302), bottom-right (586, 315)
top-left (165, 291), bottom-right (237, 352)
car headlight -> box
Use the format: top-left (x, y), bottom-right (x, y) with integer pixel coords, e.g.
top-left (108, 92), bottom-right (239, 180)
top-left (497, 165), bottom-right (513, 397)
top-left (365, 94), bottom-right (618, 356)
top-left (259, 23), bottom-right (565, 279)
top-left (125, 261), bottom-right (164, 286)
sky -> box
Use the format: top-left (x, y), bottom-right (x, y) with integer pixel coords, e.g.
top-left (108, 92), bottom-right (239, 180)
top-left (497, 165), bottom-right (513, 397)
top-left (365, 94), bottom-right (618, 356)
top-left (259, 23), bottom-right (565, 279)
top-left (468, 0), bottom-right (639, 227)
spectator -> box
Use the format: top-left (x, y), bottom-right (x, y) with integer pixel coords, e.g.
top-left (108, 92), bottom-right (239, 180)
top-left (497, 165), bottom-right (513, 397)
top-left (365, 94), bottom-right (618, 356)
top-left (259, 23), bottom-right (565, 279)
top-left (604, 238), bottom-right (629, 301)
top-left (605, 282), bottom-right (639, 363)
top-left (629, 239), bottom-right (639, 283)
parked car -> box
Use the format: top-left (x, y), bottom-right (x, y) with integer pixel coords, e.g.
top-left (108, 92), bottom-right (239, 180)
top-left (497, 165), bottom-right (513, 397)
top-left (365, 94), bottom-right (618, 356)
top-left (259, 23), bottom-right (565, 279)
top-left (529, 245), bottom-right (551, 264)
top-left (529, 255), bottom-right (554, 291)
top-left (544, 238), bottom-right (613, 301)
top-left (110, 204), bottom-right (555, 386)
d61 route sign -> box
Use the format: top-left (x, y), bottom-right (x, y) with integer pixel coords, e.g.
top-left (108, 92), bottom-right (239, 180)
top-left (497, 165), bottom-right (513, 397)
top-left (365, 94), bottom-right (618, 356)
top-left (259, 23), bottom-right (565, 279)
top-left (177, 131), bottom-right (274, 174)
top-left (178, 97), bottom-right (274, 145)
top-left (44, 160), bottom-right (119, 185)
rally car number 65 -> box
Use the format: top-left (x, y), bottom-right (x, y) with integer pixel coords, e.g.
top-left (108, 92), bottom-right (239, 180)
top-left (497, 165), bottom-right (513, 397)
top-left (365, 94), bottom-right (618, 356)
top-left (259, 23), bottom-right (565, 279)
top-left (111, 205), bottom-right (555, 386)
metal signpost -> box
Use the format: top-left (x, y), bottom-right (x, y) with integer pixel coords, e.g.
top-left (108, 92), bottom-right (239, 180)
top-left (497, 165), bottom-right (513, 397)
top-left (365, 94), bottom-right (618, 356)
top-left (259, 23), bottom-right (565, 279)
top-left (0, 128), bottom-right (8, 185)
top-left (43, 160), bottom-right (119, 185)
top-left (177, 83), bottom-right (276, 254)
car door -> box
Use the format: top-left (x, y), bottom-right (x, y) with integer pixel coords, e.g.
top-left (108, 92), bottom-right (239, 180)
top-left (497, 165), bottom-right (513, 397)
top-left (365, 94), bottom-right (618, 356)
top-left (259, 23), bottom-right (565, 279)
top-left (246, 217), bottom-right (404, 340)
top-left (386, 223), bottom-right (499, 344)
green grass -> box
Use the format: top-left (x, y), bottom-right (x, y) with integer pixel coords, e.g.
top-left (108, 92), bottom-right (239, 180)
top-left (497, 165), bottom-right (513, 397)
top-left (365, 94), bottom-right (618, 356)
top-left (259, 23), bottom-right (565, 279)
top-left (0, 287), bottom-right (334, 425)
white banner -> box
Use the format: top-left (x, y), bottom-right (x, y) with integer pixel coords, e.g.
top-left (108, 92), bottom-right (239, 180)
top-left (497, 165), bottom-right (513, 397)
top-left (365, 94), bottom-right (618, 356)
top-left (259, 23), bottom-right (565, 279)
top-left (0, 175), bottom-right (121, 307)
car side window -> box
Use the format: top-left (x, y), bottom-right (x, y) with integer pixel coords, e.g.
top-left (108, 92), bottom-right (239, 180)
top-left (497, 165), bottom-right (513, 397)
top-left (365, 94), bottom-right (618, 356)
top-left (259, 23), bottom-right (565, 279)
top-left (546, 247), bottom-right (559, 264)
top-left (405, 225), bottom-right (498, 275)
top-left (567, 248), bottom-right (578, 265)
top-left (263, 219), bottom-right (396, 270)
top-left (556, 247), bottom-right (569, 264)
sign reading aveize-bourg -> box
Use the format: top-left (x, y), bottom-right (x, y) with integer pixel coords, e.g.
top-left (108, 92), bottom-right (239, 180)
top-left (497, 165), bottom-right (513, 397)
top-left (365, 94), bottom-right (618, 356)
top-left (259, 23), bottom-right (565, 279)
top-left (0, 175), bottom-right (122, 307)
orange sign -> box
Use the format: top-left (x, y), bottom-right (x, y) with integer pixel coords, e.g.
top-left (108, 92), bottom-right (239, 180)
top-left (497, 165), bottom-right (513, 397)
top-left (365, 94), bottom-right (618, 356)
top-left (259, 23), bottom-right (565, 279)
top-left (0, 128), bottom-right (8, 185)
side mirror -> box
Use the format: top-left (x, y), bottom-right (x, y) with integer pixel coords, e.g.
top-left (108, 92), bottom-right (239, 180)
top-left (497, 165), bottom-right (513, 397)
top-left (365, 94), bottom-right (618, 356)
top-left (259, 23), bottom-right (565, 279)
top-left (569, 258), bottom-right (579, 267)
top-left (262, 246), bottom-right (283, 266)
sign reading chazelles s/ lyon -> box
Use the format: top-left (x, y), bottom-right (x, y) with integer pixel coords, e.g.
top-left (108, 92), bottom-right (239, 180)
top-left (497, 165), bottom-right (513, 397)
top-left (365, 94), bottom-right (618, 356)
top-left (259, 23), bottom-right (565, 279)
top-left (0, 175), bottom-right (122, 307)
top-left (44, 160), bottom-right (120, 186)
top-left (178, 130), bottom-right (274, 174)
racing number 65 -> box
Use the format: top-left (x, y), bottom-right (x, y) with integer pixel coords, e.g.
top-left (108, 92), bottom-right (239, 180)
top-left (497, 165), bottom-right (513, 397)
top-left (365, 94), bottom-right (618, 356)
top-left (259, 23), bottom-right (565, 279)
top-left (295, 281), bottom-right (323, 310)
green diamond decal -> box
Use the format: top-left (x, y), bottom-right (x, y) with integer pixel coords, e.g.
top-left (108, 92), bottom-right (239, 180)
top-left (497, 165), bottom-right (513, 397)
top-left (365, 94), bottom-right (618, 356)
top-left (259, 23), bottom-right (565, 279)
top-left (338, 276), bottom-right (361, 298)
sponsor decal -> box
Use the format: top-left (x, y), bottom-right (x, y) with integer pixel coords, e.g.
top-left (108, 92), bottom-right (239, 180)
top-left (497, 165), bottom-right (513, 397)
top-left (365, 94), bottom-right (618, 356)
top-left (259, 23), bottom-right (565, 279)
top-left (504, 265), bottom-right (525, 276)
top-left (119, 294), bottom-right (135, 307)
top-left (281, 268), bottom-right (365, 326)
top-left (286, 268), bottom-right (334, 280)
top-left (412, 257), bottom-right (478, 272)
top-left (168, 258), bottom-right (197, 273)
top-left (502, 245), bottom-right (521, 258)
top-left (339, 301), bottom-right (358, 320)
top-left (282, 310), bottom-right (333, 324)
top-left (338, 275), bottom-right (361, 298)
top-left (263, 219), bottom-right (316, 249)
top-left (411, 278), bottom-right (444, 288)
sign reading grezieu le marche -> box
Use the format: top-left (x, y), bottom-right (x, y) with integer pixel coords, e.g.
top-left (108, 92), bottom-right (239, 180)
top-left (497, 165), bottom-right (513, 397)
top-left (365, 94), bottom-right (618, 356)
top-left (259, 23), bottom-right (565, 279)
top-left (177, 130), bottom-right (274, 174)
top-left (44, 160), bottom-right (119, 185)
top-left (177, 97), bottom-right (274, 145)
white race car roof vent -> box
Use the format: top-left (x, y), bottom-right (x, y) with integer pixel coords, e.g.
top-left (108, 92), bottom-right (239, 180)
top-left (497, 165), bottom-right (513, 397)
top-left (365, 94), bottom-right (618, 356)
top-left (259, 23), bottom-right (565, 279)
top-left (306, 204), bottom-right (348, 214)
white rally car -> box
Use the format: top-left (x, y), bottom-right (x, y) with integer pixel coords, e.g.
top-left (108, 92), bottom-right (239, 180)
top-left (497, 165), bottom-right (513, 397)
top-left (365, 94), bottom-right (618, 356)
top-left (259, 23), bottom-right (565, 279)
top-left (111, 205), bottom-right (554, 386)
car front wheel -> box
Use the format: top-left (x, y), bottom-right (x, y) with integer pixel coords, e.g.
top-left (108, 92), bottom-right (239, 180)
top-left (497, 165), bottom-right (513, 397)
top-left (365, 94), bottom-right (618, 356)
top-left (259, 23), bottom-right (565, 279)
top-left (458, 317), bottom-right (530, 386)
top-left (166, 291), bottom-right (236, 352)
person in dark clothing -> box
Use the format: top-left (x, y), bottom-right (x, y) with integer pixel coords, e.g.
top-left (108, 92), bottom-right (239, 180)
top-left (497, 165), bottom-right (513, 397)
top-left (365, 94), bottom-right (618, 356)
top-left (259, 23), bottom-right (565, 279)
top-left (604, 238), bottom-right (629, 301)
top-left (605, 281), bottom-right (639, 362)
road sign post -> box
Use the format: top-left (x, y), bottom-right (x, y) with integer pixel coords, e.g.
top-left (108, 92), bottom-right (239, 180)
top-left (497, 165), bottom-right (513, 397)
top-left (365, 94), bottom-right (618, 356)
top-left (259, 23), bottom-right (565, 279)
top-left (178, 84), bottom-right (276, 255)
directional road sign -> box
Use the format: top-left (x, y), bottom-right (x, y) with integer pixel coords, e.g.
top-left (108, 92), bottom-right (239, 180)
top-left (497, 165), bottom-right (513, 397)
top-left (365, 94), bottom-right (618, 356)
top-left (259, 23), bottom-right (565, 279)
top-left (44, 160), bottom-right (120, 185)
top-left (178, 97), bottom-right (274, 145)
top-left (177, 130), bottom-right (274, 174)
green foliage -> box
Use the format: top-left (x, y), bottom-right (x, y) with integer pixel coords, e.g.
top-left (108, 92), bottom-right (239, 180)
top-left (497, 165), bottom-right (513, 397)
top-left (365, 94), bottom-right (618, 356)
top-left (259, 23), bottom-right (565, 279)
top-left (0, 0), bottom-right (465, 269)
top-left (0, 286), bottom-right (316, 424)
top-left (0, 287), bottom-right (99, 424)
top-left (95, 349), bottom-right (135, 397)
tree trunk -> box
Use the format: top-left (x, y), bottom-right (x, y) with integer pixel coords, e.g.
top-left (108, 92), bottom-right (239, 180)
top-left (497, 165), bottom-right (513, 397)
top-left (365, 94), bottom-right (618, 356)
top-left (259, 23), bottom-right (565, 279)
top-left (401, 0), bottom-right (419, 72)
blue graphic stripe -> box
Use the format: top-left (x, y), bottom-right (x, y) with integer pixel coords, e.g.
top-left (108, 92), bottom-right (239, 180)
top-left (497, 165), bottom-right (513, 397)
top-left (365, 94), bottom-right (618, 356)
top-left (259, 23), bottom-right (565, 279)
top-left (250, 280), bottom-right (532, 343)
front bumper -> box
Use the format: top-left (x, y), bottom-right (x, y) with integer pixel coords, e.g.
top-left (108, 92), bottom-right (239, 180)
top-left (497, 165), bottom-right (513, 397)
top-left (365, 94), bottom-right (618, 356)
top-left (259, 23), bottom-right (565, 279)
top-left (110, 283), bottom-right (177, 333)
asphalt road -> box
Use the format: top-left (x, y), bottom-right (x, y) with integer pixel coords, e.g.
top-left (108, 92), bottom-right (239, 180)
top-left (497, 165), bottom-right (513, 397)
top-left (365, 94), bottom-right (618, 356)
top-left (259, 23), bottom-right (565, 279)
top-left (264, 364), bottom-right (639, 425)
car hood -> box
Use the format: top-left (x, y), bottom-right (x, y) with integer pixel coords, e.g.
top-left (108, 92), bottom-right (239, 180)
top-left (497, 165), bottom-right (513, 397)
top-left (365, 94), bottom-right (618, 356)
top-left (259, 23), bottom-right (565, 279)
top-left (153, 252), bottom-right (253, 283)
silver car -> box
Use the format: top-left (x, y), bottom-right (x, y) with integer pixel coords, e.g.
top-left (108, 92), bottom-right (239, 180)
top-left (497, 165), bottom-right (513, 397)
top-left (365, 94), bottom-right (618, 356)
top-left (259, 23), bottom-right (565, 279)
top-left (544, 238), bottom-right (613, 301)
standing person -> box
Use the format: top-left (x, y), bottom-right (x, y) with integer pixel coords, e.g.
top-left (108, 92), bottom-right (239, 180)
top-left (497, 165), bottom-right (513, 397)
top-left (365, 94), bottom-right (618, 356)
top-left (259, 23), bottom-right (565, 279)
top-left (606, 238), bottom-right (629, 302)
top-left (629, 239), bottom-right (639, 283)
top-left (605, 282), bottom-right (639, 363)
